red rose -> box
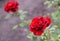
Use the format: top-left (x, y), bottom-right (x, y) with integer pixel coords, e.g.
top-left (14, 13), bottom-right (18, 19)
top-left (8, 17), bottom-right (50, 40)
top-left (30, 16), bottom-right (51, 36)
top-left (4, 1), bottom-right (19, 13)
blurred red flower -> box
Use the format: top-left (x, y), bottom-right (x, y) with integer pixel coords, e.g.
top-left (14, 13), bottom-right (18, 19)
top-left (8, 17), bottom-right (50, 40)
top-left (4, 1), bottom-right (19, 13)
top-left (30, 16), bottom-right (51, 36)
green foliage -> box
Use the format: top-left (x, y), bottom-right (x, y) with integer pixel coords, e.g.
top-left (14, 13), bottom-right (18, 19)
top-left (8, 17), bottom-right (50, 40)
top-left (27, 33), bottom-right (43, 41)
top-left (19, 20), bottom-right (30, 27)
top-left (57, 24), bottom-right (60, 29)
top-left (51, 9), bottom-right (60, 41)
top-left (19, 14), bottom-right (26, 20)
top-left (51, 10), bottom-right (60, 22)
top-left (51, 7), bottom-right (60, 29)
top-left (12, 25), bottom-right (18, 30)
top-left (46, 0), bottom-right (60, 8)
top-left (5, 14), bottom-right (13, 19)
top-left (11, 10), bottom-right (29, 29)
top-left (27, 33), bottom-right (33, 40)
top-left (18, 10), bottom-right (28, 20)
top-left (41, 33), bottom-right (47, 41)
top-left (50, 29), bottom-right (60, 41)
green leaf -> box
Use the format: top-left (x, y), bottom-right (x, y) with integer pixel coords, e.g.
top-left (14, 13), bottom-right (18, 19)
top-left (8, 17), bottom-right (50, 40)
top-left (4, 14), bottom-right (13, 19)
top-left (12, 25), bottom-right (18, 30)
top-left (18, 10), bottom-right (28, 20)
top-left (27, 33), bottom-right (34, 40)
top-left (48, 3), bottom-right (53, 8)
top-left (51, 10), bottom-right (60, 22)
top-left (55, 0), bottom-right (60, 3)
top-left (25, 20), bottom-right (31, 25)
top-left (18, 10), bottom-right (24, 13)
top-left (19, 20), bottom-right (30, 27)
top-left (33, 36), bottom-right (37, 41)
top-left (19, 22), bottom-right (26, 27)
top-left (19, 14), bottom-right (26, 20)
top-left (23, 11), bottom-right (28, 14)
top-left (50, 28), bottom-right (60, 41)
top-left (27, 33), bottom-right (37, 40)
top-left (57, 24), bottom-right (60, 29)
top-left (18, 10), bottom-right (28, 14)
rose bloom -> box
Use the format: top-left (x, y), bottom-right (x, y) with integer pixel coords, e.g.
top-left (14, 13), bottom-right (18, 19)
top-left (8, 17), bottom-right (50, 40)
top-left (4, 1), bottom-right (19, 13)
top-left (30, 16), bottom-right (51, 36)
